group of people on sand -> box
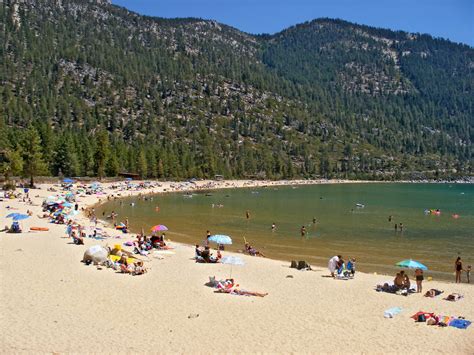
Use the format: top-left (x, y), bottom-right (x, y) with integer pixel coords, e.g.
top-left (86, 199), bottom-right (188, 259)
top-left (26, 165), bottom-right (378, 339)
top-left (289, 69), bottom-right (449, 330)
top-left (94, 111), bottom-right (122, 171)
top-left (195, 245), bottom-right (222, 263)
top-left (328, 255), bottom-right (356, 278)
top-left (134, 233), bottom-right (167, 255)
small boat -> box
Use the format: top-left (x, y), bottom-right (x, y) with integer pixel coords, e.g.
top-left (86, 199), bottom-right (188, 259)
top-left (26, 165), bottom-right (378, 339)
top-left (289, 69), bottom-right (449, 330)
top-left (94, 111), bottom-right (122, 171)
top-left (356, 203), bottom-right (365, 208)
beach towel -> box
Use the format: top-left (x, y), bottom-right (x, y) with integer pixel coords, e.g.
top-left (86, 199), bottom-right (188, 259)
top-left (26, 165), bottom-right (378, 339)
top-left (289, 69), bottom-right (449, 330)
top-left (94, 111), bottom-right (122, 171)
top-left (384, 307), bottom-right (402, 318)
top-left (449, 319), bottom-right (471, 330)
top-left (437, 315), bottom-right (454, 326)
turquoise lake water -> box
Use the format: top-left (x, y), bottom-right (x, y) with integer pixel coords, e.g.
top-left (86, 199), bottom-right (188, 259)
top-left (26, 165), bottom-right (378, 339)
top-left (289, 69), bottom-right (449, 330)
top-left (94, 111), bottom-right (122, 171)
top-left (97, 183), bottom-right (474, 281)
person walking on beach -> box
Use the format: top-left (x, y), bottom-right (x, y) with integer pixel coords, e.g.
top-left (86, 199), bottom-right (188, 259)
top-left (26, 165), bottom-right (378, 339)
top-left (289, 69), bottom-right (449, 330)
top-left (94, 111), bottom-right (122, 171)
top-left (455, 257), bottom-right (463, 283)
top-left (300, 226), bottom-right (306, 237)
top-left (415, 268), bottom-right (423, 293)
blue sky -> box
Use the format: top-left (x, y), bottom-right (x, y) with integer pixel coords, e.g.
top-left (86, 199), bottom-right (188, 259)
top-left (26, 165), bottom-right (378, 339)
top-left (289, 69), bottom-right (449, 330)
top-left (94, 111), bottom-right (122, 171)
top-left (112, 0), bottom-right (473, 46)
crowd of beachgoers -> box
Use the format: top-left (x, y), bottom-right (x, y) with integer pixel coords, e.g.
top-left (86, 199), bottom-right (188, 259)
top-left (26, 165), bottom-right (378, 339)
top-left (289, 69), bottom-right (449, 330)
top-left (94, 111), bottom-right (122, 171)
top-left (1, 178), bottom-right (473, 353)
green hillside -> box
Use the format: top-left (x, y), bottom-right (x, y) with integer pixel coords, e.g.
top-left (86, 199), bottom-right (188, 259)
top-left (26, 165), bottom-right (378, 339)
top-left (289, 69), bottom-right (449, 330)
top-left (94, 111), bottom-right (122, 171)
top-left (1, 0), bottom-right (472, 183)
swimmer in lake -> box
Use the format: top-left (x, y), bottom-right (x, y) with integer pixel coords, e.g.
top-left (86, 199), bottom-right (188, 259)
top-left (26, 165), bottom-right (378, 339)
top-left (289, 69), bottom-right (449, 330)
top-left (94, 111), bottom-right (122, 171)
top-left (271, 223), bottom-right (276, 232)
top-left (246, 210), bottom-right (250, 219)
top-left (301, 226), bottom-right (306, 237)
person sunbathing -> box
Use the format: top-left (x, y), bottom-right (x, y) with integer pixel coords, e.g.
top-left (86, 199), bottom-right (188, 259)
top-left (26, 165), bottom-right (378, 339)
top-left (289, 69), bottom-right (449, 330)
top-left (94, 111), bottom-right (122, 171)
top-left (71, 232), bottom-right (84, 245)
top-left (394, 271), bottom-right (405, 289)
top-left (132, 261), bottom-right (147, 275)
top-left (245, 243), bottom-right (266, 257)
top-left (402, 274), bottom-right (411, 289)
top-left (424, 289), bottom-right (443, 297)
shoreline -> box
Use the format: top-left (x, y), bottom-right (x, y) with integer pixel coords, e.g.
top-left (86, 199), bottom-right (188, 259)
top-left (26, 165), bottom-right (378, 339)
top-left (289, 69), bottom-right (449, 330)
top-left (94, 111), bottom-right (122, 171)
top-left (92, 179), bottom-right (468, 284)
top-left (1, 179), bottom-right (473, 353)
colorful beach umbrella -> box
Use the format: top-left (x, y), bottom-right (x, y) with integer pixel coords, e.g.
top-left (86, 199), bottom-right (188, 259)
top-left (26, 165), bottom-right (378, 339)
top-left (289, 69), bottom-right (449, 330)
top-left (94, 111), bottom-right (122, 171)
top-left (208, 234), bottom-right (232, 245)
top-left (151, 224), bottom-right (168, 232)
top-left (396, 259), bottom-right (428, 270)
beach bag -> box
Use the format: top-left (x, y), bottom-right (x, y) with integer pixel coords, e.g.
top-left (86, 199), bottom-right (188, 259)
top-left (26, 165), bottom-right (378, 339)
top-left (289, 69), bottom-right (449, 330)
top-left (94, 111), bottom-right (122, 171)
top-left (290, 260), bottom-right (298, 269)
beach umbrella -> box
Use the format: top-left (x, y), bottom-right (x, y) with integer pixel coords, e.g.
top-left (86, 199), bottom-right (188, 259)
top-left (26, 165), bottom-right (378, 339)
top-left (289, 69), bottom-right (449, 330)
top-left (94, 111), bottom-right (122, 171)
top-left (396, 259), bottom-right (428, 270)
top-left (62, 202), bottom-right (73, 207)
top-left (125, 178), bottom-right (133, 181)
top-left (208, 234), bottom-right (232, 245)
top-left (6, 213), bottom-right (19, 218)
top-left (220, 255), bottom-right (245, 278)
top-left (13, 214), bottom-right (30, 221)
top-left (151, 224), bottom-right (168, 232)
top-left (63, 178), bottom-right (74, 183)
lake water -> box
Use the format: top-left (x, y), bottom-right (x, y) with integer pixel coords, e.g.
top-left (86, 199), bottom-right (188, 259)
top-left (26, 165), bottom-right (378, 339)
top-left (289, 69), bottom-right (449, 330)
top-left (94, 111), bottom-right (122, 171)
top-left (96, 183), bottom-right (474, 281)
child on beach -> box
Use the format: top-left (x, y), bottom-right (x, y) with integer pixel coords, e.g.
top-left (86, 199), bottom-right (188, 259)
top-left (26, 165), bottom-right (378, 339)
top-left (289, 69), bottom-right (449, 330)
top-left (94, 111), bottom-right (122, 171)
top-left (347, 258), bottom-right (356, 277)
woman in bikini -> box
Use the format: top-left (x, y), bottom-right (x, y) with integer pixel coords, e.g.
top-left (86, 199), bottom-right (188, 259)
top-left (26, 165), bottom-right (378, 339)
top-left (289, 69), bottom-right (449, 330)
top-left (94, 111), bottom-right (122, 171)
top-left (455, 257), bottom-right (463, 283)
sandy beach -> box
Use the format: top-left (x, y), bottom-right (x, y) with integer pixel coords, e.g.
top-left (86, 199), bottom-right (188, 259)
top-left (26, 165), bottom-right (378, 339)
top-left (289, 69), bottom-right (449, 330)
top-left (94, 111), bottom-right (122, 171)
top-left (1, 179), bottom-right (473, 354)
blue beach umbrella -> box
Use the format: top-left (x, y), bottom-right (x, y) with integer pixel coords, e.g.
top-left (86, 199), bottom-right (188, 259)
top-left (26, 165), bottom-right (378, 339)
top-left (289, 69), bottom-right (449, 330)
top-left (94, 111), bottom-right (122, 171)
top-left (396, 259), bottom-right (428, 270)
top-left (6, 213), bottom-right (20, 218)
top-left (63, 178), bottom-right (74, 183)
top-left (208, 234), bottom-right (232, 245)
top-left (13, 214), bottom-right (30, 221)
top-left (62, 202), bottom-right (73, 207)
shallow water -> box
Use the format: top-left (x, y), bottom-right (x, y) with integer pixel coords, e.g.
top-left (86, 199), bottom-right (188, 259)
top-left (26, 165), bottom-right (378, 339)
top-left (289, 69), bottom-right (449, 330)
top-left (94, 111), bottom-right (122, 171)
top-left (97, 183), bottom-right (474, 281)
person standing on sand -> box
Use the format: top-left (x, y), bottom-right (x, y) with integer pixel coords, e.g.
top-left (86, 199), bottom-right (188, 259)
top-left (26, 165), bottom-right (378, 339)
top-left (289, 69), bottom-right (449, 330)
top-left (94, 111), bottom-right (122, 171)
top-left (205, 230), bottom-right (211, 246)
top-left (415, 268), bottom-right (423, 293)
top-left (466, 265), bottom-right (471, 283)
top-left (455, 257), bottom-right (463, 283)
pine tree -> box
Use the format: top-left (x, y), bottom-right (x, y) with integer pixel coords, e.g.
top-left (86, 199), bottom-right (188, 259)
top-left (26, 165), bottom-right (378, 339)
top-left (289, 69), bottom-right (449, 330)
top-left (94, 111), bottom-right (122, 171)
top-left (21, 126), bottom-right (48, 187)
top-left (94, 130), bottom-right (110, 179)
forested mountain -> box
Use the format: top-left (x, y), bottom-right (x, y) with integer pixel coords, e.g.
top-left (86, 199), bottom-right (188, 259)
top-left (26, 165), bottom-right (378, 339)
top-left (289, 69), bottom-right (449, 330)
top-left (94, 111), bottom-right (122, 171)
top-left (1, 0), bottom-right (473, 182)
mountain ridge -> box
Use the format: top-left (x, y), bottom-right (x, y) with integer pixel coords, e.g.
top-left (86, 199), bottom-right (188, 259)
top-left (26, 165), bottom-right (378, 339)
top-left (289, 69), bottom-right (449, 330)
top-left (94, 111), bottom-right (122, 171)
top-left (0, 0), bottom-right (472, 181)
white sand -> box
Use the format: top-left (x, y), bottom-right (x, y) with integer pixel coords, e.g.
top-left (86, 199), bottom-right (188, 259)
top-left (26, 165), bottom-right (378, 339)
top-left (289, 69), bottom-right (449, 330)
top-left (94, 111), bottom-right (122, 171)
top-left (1, 180), bottom-right (473, 354)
